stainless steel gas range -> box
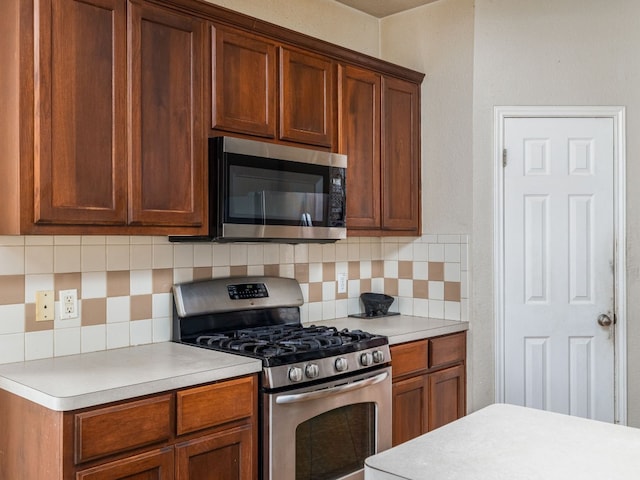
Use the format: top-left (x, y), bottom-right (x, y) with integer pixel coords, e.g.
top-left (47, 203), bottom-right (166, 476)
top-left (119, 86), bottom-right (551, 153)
top-left (172, 276), bottom-right (392, 480)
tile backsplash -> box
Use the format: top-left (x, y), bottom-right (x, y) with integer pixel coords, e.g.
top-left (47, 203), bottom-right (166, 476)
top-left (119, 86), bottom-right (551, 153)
top-left (0, 234), bottom-right (469, 364)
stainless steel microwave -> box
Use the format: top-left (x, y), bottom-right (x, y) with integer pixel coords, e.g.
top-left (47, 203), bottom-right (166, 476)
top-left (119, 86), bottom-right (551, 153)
top-left (170, 137), bottom-right (347, 243)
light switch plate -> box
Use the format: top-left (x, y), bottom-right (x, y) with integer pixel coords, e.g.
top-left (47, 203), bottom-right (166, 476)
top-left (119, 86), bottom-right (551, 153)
top-left (35, 290), bottom-right (55, 322)
top-left (337, 273), bottom-right (348, 294)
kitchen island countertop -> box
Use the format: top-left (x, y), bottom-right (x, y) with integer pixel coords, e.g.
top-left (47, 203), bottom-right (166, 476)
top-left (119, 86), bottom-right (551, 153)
top-left (365, 403), bottom-right (640, 479)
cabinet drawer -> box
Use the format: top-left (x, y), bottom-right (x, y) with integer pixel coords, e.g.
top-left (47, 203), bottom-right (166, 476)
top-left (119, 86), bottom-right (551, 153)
top-left (390, 340), bottom-right (428, 378)
top-left (74, 394), bottom-right (172, 464)
top-left (429, 332), bottom-right (466, 369)
top-left (177, 376), bottom-right (255, 436)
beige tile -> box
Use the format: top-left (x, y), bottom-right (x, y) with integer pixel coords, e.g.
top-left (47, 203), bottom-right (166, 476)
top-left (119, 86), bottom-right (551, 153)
top-left (308, 283), bottom-right (323, 303)
top-left (264, 265), bottom-right (280, 277)
top-left (348, 261), bottom-right (360, 280)
top-left (360, 278), bottom-right (372, 293)
top-left (25, 246), bottom-right (54, 274)
top-left (323, 263), bottom-right (335, 282)
top-left (428, 262), bottom-right (445, 281)
top-left (81, 245), bottom-right (106, 272)
top-left (294, 264), bottom-right (309, 284)
top-left (131, 295), bottom-right (152, 321)
top-left (230, 265), bottom-right (248, 277)
top-left (444, 282), bottom-right (461, 302)
top-left (82, 298), bottom-right (107, 326)
top-left (372, 260), bottom-right (384, 278)
top-left (54, 245), bottom-right (81, 273)
top-left (1, 236), bottom-right (25, 246)
top-left (106, 244), bottom-right (130, 271)
top-left (413, 280), bottom-right (429, 299)
top-left (383, 278), bottom-right (398, 296)
top-left (130, 244), bottom-right (153, 270)
top-left (25, 303), bottom-right (53, 332)
top-left (55, 273), bottom-right (82, 298)
top-left (193, 267), bottom-right (213, 281)
top-left (0, 246), bottom-right (25, 275)
top-left (153, 269), bottom-right (174, 294)
top-left (107, 271), bottom-right (130, 297)
top-left (398, 261), bottom-right (413, 279)
top-left (0, 275), bottom-right (25, 305)
top-left (153, 244), bottom-right (174, 269)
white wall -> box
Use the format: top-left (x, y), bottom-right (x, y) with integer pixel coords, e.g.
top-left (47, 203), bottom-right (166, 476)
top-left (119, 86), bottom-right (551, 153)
top-left (472, 0), bottom-right (640, 426)
top-left (380, 0), bottom-right (474, 235)
top-left (203, 0), bottom-right (381, 57)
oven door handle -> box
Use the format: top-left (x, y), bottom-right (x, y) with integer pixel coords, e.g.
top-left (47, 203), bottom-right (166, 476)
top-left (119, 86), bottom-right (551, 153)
top-left (275, 371), bottom-right (388, 405)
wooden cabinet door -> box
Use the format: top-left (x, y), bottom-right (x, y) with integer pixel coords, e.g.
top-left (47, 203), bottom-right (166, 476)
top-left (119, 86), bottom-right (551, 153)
top-left (34, 0), bottom-right (127, 225)
top-left (280, 47), bottom-right (335, 147)
top-left (428, 363), bottom-right (465, 431)
top-left (381, 76), bottom-right (420, 233)
top-left (175, 424), bottom-right (254, 480)
top-left (75, 447), bottom-right (174, 480)
top-left (391, 375), bottom-right (428, 446)
top-left (212, 25), bottom-right (277, 138)
top-left (339, 65), bottom-right (381, 230)
top-left (128, 1), bottom-right (205, 228)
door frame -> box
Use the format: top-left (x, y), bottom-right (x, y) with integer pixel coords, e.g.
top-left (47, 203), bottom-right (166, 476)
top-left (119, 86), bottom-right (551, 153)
top-left (493, 106), bottom-right (627, 424)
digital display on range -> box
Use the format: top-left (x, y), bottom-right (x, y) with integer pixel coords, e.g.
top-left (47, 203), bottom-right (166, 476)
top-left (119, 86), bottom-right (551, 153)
top-left (227, 283), bottom-right (269, 300)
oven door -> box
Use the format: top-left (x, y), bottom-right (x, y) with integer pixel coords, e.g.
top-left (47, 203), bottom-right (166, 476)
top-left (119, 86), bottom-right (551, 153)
top-left (263, 367), bottom-right (391, 480)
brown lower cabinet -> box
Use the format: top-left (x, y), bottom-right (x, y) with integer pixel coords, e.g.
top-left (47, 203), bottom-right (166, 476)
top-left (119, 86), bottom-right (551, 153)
top-left (391, 332), bottom-right (466, 446)
top-left (0, 375), bottom-right (257, 480)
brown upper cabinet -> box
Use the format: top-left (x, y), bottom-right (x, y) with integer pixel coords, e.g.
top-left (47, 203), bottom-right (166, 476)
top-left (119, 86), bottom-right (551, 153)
top-left (1, 0), bottom-right (423, 236)
top-left (128, 1), bottom-right (206, 229)
top-left (0, 0), bottom-right (207, 235)
top-left (211, 26), bottom-right (335, 149)
top-left (339, 65), bottom-right (421, 235)
top-left (279, 47), bottom-right (335, 148)
top-left (211, 25), bottom-right (278, 138)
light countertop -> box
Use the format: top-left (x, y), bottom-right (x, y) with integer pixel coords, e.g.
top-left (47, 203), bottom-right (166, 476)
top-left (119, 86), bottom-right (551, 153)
top-left (0, 315), bottom-right (467, 412)
top-left (313, 315), bottom-right (468, 345)
top-left (0, 342), bottom-right (262, 411)
top-left (365, 403), bottom-right (640, 480)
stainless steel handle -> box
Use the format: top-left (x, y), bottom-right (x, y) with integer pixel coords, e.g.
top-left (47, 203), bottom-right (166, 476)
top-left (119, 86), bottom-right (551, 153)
top-left (597, 314), bottom-right (613, 327)
top-left (275, 371), bottom-right (389, 405)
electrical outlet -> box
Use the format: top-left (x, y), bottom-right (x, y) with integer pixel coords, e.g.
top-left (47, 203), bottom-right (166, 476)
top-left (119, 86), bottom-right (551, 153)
top-left (35, 290), bottom-right (55, 322)
top-left (337, 273), bottom-right (348, 294)
top-left (59, 289), bottom-right (78, 320)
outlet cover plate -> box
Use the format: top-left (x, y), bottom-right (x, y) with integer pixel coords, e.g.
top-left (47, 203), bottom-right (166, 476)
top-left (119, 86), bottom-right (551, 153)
top-left (59, 289), bottom-right (78, 320)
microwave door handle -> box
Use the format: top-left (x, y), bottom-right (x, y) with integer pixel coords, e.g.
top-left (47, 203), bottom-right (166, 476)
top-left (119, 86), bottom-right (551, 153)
top-left (260, 191), bottom-right (266, 224)
top-left (274, 371), bottom-right (389, 405)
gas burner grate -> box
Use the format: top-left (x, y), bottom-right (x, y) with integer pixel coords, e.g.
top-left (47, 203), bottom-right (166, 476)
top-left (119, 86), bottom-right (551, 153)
top-left (193, 324), bottom-right (378, 358)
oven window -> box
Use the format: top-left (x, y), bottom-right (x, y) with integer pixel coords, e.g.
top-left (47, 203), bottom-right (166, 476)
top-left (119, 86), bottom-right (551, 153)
top-left (295, 402), bottom-right (375, 480)
top-left (226, 154), bottom-right (329, 226)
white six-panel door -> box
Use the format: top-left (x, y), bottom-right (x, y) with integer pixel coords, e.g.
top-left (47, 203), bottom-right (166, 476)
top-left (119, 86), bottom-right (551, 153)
top-left (503, 117), bottom-right (615, 422)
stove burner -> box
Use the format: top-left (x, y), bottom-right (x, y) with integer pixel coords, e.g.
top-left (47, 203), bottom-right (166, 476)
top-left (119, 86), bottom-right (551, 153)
top-left (194, 325), bottom-right (377, 359)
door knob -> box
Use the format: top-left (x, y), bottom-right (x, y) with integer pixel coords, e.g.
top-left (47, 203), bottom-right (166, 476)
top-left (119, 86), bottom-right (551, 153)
top-left (597, 314), bottom-right (613, 327)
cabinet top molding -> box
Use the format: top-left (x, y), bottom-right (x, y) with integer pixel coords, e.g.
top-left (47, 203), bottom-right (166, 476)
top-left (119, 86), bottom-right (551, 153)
top-left (147, 0), bottom-right (426, 83)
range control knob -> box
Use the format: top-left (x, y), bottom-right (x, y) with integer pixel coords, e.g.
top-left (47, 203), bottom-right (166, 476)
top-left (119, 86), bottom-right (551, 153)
top-left (288, 366), bottom-right (303, 383)
top-left (360, 352), bottom-right (373, 367)
top-left (372, 350), bottom-right (385, 364)
top-left (305, 363), bottom-right (320, 379)
top-left (335, 357), bottom-right (349, 372)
